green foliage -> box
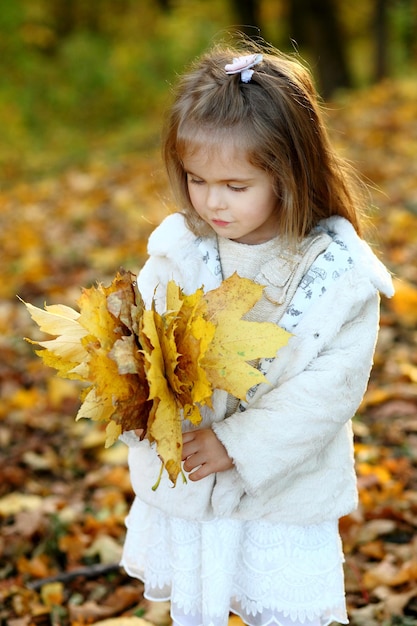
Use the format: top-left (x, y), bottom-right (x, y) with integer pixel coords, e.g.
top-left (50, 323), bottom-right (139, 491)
top-left (0, 0), bottom-right (415, 186)
top-left (0, 0), bottom-right (234, 184)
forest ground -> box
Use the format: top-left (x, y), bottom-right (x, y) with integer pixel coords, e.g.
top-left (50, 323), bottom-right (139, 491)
top-left (1, 78), bottom-right (417, 626)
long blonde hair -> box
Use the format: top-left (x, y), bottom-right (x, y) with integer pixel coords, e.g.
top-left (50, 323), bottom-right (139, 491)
top-left (162, 42), bottom-right (364, 240)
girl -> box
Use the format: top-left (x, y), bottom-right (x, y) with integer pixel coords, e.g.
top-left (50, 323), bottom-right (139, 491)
top-left (120, 43), bottom-right (394, 626)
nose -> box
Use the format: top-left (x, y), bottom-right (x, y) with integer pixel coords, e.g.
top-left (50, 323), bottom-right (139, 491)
top-left (206, 185), bottom-right (226, 211)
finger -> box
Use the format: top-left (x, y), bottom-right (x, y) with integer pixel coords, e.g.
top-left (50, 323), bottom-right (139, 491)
top-left (181, 438), bottom-right (199, 461)
top-left (182, 431), bottom-right (196, 444)
top-left (183, 451), bottom-right (205, 472)
top-left (187, 464), bottom-right (211, 482)
top-left (181, 443), bottom-right (196, 461)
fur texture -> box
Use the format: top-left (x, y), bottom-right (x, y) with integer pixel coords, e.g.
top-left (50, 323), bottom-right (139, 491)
top-left (123, 213), bottom-right (393, 525)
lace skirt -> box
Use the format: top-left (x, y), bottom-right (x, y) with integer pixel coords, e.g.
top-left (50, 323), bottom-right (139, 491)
top-left (121, 497), bottom-right (348, 626)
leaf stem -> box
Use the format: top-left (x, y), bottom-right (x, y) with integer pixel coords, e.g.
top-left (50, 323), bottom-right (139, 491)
top-left (152, 461), bottom-right (164, 491)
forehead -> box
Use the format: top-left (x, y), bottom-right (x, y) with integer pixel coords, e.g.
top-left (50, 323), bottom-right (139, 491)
top-left (183, 140), bottom-right (240, 163)
top-left (181, 130), bottom-right (254, 169)
top-left (179, 123), bottom-right (253, 158)
top-left (182, 142), bottom-right (262, 179)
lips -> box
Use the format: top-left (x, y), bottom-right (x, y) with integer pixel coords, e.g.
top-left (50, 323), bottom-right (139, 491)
top-left (212, 219), bottom-right (230, 227)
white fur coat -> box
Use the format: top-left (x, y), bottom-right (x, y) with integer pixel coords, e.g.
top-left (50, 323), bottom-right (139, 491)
top-left (123, 213), bottom-right (394, 525)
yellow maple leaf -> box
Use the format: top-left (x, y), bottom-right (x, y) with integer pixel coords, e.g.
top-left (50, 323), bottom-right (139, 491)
top-left (34, 349), bottom-right (84, 380)
top-left (84, 343), bottom-right (149, 446)
top-left (23, 270), bottom-right (291, 487)
top-left (140, 305), bottom-right (183, 484)
top-left (78, 286), bottom-right (121, 352)
top-left (76, 271), bottom-right (150, 445)
top-left (23, 270), bottom-right (151, 448)
top-left (167, 284), bottom-right (215, 411)
top-left (76, 387), bottom-right (114, 423)
top-left (21, 300), bottom-right (89, 375)
top-left (138, 275), bottom-right (291, 485)
top-left (201, 273), bottom-right (291, 399)
top-left (138, 283), bottom-right (218, 485)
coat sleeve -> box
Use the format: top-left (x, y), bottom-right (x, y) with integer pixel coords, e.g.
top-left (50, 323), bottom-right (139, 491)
top-left (135, 213), bottom-right (193, 310)
top-left (135, 213), bottom-right (221, 310)
top-left (137, 254), bottom-right (172, 310)
top-left (212, 289), bottom-right (380, 497)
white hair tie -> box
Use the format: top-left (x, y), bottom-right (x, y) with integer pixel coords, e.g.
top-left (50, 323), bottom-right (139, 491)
top-left (224, 53), bottom-right (263, 83)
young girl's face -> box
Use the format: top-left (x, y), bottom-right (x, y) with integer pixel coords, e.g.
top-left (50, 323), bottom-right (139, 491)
top-left (182, 142), bottom-right (279, 244)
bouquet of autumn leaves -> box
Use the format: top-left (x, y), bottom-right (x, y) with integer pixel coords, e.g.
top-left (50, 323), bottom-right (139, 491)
top-left (22, 269), bottom-right (290, 486)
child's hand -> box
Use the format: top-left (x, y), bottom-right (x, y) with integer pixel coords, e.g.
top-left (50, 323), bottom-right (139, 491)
top-left (182, 429), bottom-right (234, 481)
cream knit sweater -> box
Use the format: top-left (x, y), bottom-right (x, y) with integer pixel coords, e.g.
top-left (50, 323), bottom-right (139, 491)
top-left (218, 236), bottom-right (281, 416)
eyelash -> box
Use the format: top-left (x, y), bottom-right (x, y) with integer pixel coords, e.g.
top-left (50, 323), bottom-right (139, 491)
top-left (188, 178), bottom-right (247, 192)
top-left (228, 185), bottom-right (247, 192)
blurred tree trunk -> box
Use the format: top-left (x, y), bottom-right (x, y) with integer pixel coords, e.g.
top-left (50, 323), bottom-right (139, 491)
top-left (374, 0), bottom-right (388, 80)
top-left (51, 0), bottom-right (77, 39)
top-left (154, 0), bottom-right (171, 10)
top-left (397, 0), bottom-right (416, 63)
top-left (229, 0), bottom-right (261, 38)
top-left (288, 0), bottom-right (352, 98)
top-left (49, 0), bottom-right (101, 39)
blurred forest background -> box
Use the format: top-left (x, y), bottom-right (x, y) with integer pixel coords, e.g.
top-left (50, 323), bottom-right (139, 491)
top-left (1, 0), bottom-right (416, 184)
top-left (1, 1), bottom-right (417, 625)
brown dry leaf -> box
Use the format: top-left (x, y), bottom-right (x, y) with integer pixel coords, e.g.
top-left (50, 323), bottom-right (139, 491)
top-left (58, 533), bottom-right (91, 564)
top-left (69, 601), bottom-right (116, 622)
top-left (363, 556), bottom-right (417, 589)
top-left (103, 585), bottom-right (143, 613)
top-left (7, 619), bottom-right (31, 626)
top-left (70, 586), bottom-right (143, 622)
top-left (349, 602), bottom-right (385, 626)
top-left (16, 554), bottom-right (55, 579)
top-left (383, 588), bottom-right (417, 620)
top-left (2, 509), bottom-right (46, 539)
top-left (358, 539), bottom-right (386, 560)
top-left (356, 518), bottom-right (396, 543)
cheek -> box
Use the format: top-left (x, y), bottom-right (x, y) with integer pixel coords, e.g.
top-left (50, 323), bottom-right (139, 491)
top-left (186, 186), bottom-right (197, 210)
top-left (187, 184), bottom-right (198, 204)
top-left (190, 187), bottom-right (207, 213)
top-left (188, 189), bottom-right (204, 217)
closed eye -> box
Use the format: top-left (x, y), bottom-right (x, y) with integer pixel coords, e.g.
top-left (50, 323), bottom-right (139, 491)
top-left (187, 173), bottom-right (248, 191)
top-left (187, 175), bottom-right (205, 186)
top-left (228, 184), bottom-right (248, 192)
